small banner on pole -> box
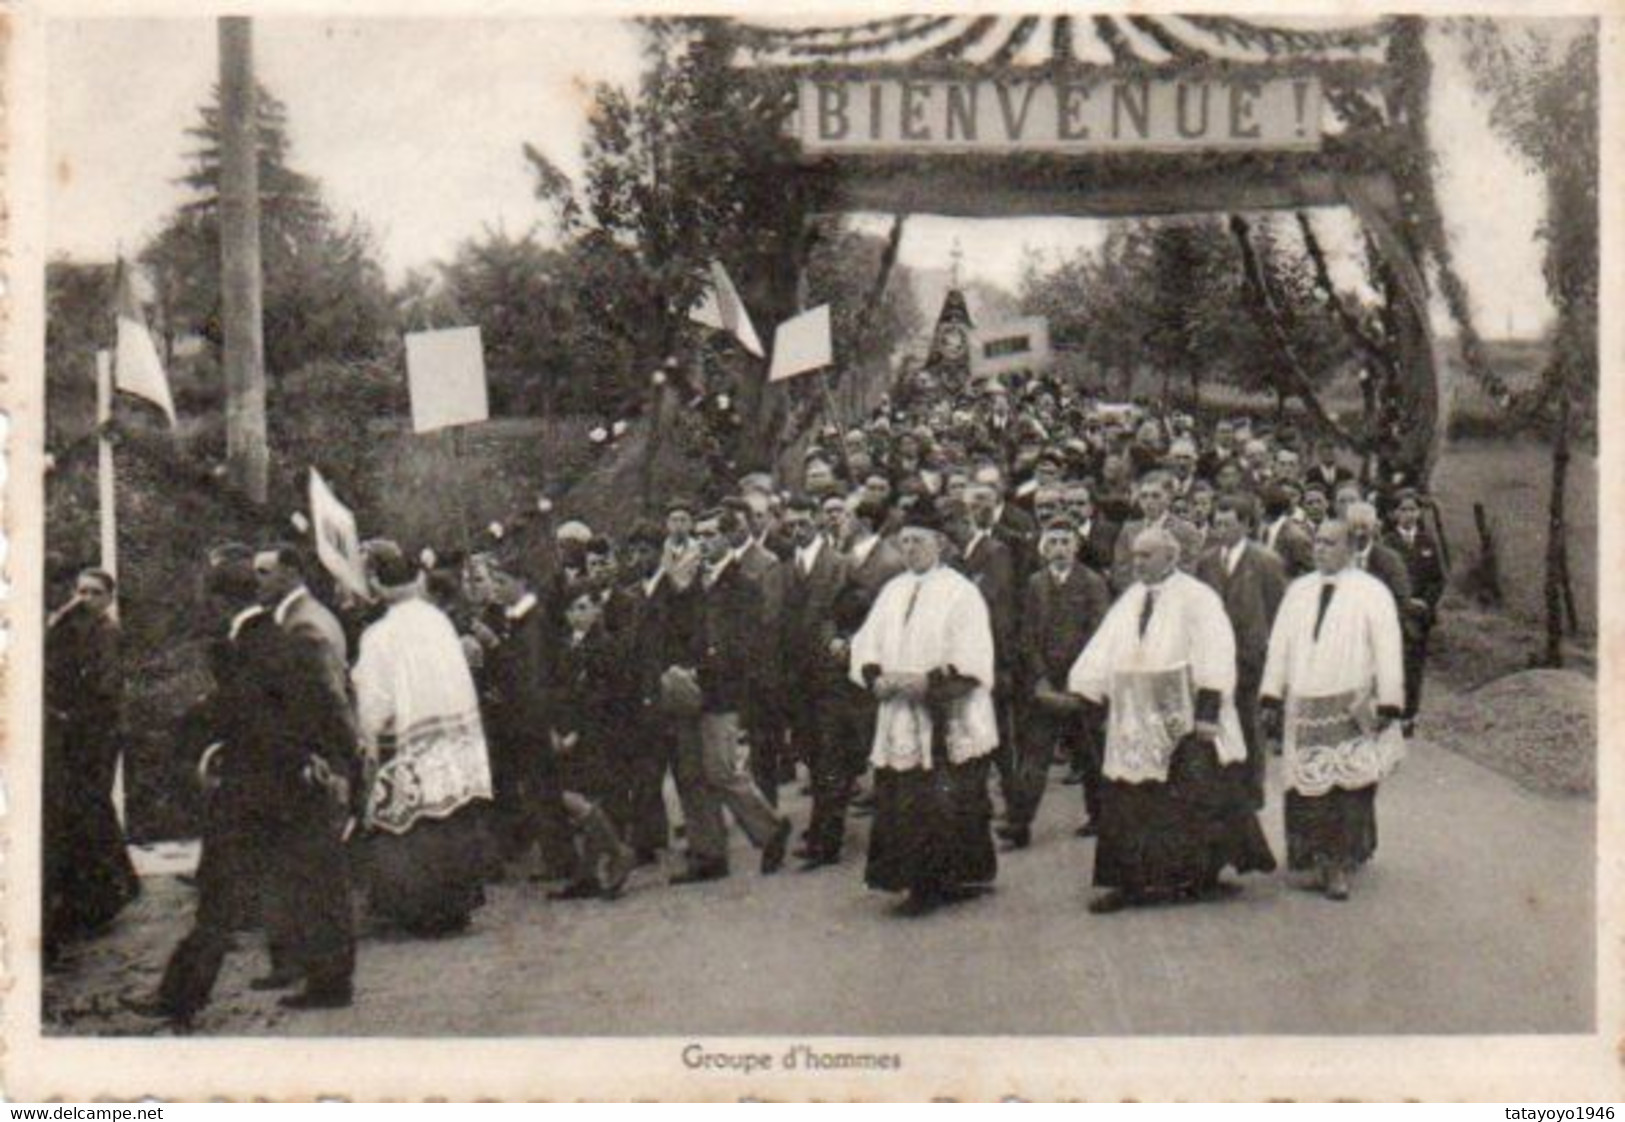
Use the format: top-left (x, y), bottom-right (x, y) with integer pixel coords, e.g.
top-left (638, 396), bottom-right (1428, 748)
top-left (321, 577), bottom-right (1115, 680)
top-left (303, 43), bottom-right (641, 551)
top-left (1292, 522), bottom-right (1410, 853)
top-left (690, 260), bottom-right (764, 357)
top-left (405, 326), bottom-right (489, 434)
top-left (309, 468), bottom-right (371, 602)
top-left (114, 261), bottom-right (177, 425)
top-left (768, 304), bottom-right (833, 383)
top-left (968, 316), bottom-right (1053, 380)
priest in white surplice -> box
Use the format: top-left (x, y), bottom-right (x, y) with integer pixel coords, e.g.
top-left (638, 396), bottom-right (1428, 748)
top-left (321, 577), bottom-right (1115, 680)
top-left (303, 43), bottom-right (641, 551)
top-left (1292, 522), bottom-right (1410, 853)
top-left (1260, 518), bottom-right (1405, 901)
top-left (353, 540), bottom-right (496, 936)
top-left (1068, 527), bottom-right (1276, 914)
top-left (850, 499), bottom-right (999, 915)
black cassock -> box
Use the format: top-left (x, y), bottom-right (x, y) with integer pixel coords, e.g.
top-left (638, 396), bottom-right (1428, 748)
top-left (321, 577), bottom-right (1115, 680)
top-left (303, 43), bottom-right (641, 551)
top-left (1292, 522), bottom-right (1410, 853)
top-left (42, 606), bottom-right (139, 956)
top-left (864, 667), bottom-right (998, 899)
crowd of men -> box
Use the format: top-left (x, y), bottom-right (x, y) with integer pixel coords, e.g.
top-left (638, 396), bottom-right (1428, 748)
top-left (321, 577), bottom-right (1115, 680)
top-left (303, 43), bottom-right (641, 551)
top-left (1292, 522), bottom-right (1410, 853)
top-left (47, 355), bottom-right (1451, 1028)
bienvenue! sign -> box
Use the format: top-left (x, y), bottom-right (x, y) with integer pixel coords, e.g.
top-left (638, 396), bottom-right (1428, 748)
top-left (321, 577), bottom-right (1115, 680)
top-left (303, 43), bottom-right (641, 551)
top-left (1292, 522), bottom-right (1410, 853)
top-left (795, 76), bottom-right (1322, 153)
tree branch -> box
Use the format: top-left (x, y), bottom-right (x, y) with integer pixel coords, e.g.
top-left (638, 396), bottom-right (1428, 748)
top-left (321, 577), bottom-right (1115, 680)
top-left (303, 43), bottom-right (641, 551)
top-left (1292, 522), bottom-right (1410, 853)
top-left (1228, 215), bottom-right (1368, 451)
top-left (1295, 211), bottom-right (1398, 384)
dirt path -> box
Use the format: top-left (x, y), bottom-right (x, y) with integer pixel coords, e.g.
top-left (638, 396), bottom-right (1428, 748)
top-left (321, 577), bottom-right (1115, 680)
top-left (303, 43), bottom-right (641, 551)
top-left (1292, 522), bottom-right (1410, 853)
top-left (46, 691), bottom-right (1593, 1037)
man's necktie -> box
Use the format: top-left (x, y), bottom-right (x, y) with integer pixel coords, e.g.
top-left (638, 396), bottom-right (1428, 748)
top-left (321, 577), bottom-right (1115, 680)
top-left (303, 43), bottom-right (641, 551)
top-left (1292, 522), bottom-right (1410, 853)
top-left (1138, 589), bottom-right (1156, 637)
top-left (1314, 581), bottom-right (1337, 641)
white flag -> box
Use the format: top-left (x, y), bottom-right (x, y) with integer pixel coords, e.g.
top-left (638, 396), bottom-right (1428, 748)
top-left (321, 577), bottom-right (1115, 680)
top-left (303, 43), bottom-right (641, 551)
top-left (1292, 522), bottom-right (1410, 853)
top-left (114, 262), bottom-right (176, 425)
top-left (690, 260), bottom-right (764, 358)
top-left (405, 326), bottom-right (489, 434)
top-left (768, 304), bottom-right (833, 382)
top-left (309, 468), bottom-right (371, 602)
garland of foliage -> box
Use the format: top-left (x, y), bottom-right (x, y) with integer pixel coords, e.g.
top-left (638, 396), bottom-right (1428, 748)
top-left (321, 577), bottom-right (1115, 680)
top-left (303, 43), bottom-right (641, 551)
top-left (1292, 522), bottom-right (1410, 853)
top-left (788, 131), bottom-right (1411, 200)
top-left (1229, 215), bottom-right (1371, 452)
top-left (1296, 211), bottom-right (1401, 392)
top-left (1355, 18), bottom-right (1508, 413)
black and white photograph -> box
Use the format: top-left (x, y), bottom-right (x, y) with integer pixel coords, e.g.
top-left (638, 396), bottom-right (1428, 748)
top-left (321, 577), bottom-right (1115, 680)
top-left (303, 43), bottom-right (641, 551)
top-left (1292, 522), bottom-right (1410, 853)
top-left (6, 1), bottom-right (1618, 1101)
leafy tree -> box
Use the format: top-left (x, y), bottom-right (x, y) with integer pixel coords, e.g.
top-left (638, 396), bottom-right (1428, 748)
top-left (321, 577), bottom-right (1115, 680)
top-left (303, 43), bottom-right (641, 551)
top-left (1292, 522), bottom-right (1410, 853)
top-left (804, 220), bottom-right (922, 378)
top-left (1020, 216), bottom-right (1346, 408)
top-left (45, 260), bottom-right (116, 446)
top-left (1454, 19), bottom-right (1597, 663)
top-left (524, 19), bottom-right (821, 464)
top-left (140, 83), bottom-right (393, 379)
top-left (405, 228), bottom-right (650, 421)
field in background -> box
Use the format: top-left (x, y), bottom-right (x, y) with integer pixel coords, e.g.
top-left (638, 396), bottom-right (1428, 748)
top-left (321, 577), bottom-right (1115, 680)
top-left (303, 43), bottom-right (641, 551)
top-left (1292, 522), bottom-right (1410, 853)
top-left (1432, 436), bottom-right (1596, 637)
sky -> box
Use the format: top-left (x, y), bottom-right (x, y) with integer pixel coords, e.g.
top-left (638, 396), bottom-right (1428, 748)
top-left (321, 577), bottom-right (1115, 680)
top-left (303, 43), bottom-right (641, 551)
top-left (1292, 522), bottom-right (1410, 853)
top-left (47, 17), bottom-right (1558, 337)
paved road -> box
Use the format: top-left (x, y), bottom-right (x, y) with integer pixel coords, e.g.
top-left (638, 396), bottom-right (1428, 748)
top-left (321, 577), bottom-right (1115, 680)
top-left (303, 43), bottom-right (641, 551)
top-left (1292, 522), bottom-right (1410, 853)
top-left (46, 716), bottom-right (1593, 1037)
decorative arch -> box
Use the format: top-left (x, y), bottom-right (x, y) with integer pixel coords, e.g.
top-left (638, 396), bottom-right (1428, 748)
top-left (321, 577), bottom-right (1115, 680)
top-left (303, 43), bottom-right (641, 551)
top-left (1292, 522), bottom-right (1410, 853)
top-left (724, 14), bottom-right (1499, 485)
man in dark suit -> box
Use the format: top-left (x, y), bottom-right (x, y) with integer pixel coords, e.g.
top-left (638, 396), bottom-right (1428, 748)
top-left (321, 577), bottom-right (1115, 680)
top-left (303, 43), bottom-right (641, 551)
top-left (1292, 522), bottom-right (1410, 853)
top-left (840, 498), bottom-right (906, 612)
top-left (1007, 518), bottom-right (1111, 847)
top-left (959, 482), bottom-right (1020, 803)
top-left (1348, 501), bottom-right (1414, 612)
top-left (1259, 484), bottom-right (1316, 578)
top-left (131, 556), bottom-right (356, 1026)
top-left (1304, 438), bottom-right (1353, 495)
top-left (1063, 481), bottom-right (1119, 577)
top-left (973, 462), bottom-right (1039, 577)
top-left (1110, 474), bottom-right (1203, 593)
top-left (777, 496), bottom-right (853, 866)
top-left (471, 558), bottom-right (564, 873)
top-left (815, 497), bottom-right (907, 836)
top-left (1385, 489), bottom-right (1447, 731)
top-left (254, 544), bottom-right (352, 731)
top-left (737, 492), bottom-right (792, 796)
top-left (1196, 495), bottom-right (1287, 808)
top-left (659, 505), bottom-right (792, 884)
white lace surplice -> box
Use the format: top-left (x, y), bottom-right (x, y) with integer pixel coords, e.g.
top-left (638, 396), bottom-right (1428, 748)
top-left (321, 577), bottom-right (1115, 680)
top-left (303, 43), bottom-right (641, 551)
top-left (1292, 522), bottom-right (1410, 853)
top-left (1067, 572), bottom-right (1246, 784)
top-left (1261, 568), bottom-right (1406, 796)
top-left (353, 598), bottom-right (495, 834)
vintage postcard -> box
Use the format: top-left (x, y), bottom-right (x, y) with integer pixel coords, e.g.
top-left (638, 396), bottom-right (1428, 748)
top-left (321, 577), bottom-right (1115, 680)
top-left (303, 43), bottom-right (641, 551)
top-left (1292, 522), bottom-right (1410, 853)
top-left (3, 0), bottom-right (1620, 1101)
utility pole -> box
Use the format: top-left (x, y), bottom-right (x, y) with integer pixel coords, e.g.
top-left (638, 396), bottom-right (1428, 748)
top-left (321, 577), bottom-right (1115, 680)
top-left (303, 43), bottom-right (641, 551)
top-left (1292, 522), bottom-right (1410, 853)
top-left (219, 17), bottom-right (269, 504)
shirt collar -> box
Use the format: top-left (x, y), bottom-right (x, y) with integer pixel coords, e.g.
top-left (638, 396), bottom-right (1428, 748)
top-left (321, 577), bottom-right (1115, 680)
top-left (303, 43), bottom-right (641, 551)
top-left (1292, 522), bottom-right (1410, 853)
top-left (229, 604), bottom-right (267, 640)
top-left (850, 534), bottom-right (878, 566)
top-left (272, 586), bottom-right (307, 626)
top-left (797, 536), bottom-right (824, 567)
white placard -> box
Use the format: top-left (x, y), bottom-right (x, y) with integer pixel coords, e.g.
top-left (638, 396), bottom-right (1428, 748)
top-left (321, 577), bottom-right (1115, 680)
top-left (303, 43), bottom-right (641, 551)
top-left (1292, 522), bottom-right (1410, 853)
top-left (769, 304), bottom-right (834, 382)
top-left (969, 316), bottom-right (1053, 379)
top-left (405, 326), bottom-right (489, 434)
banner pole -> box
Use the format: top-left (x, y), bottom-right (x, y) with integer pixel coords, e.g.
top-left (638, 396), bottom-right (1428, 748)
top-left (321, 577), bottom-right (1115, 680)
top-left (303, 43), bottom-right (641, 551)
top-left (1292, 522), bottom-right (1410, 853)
top-left (95, 348), bottom-right (127, 831)
top-left (449, 426), bottom-right (473, 555)
top-left (96, 350), bottom-right (119, 599)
